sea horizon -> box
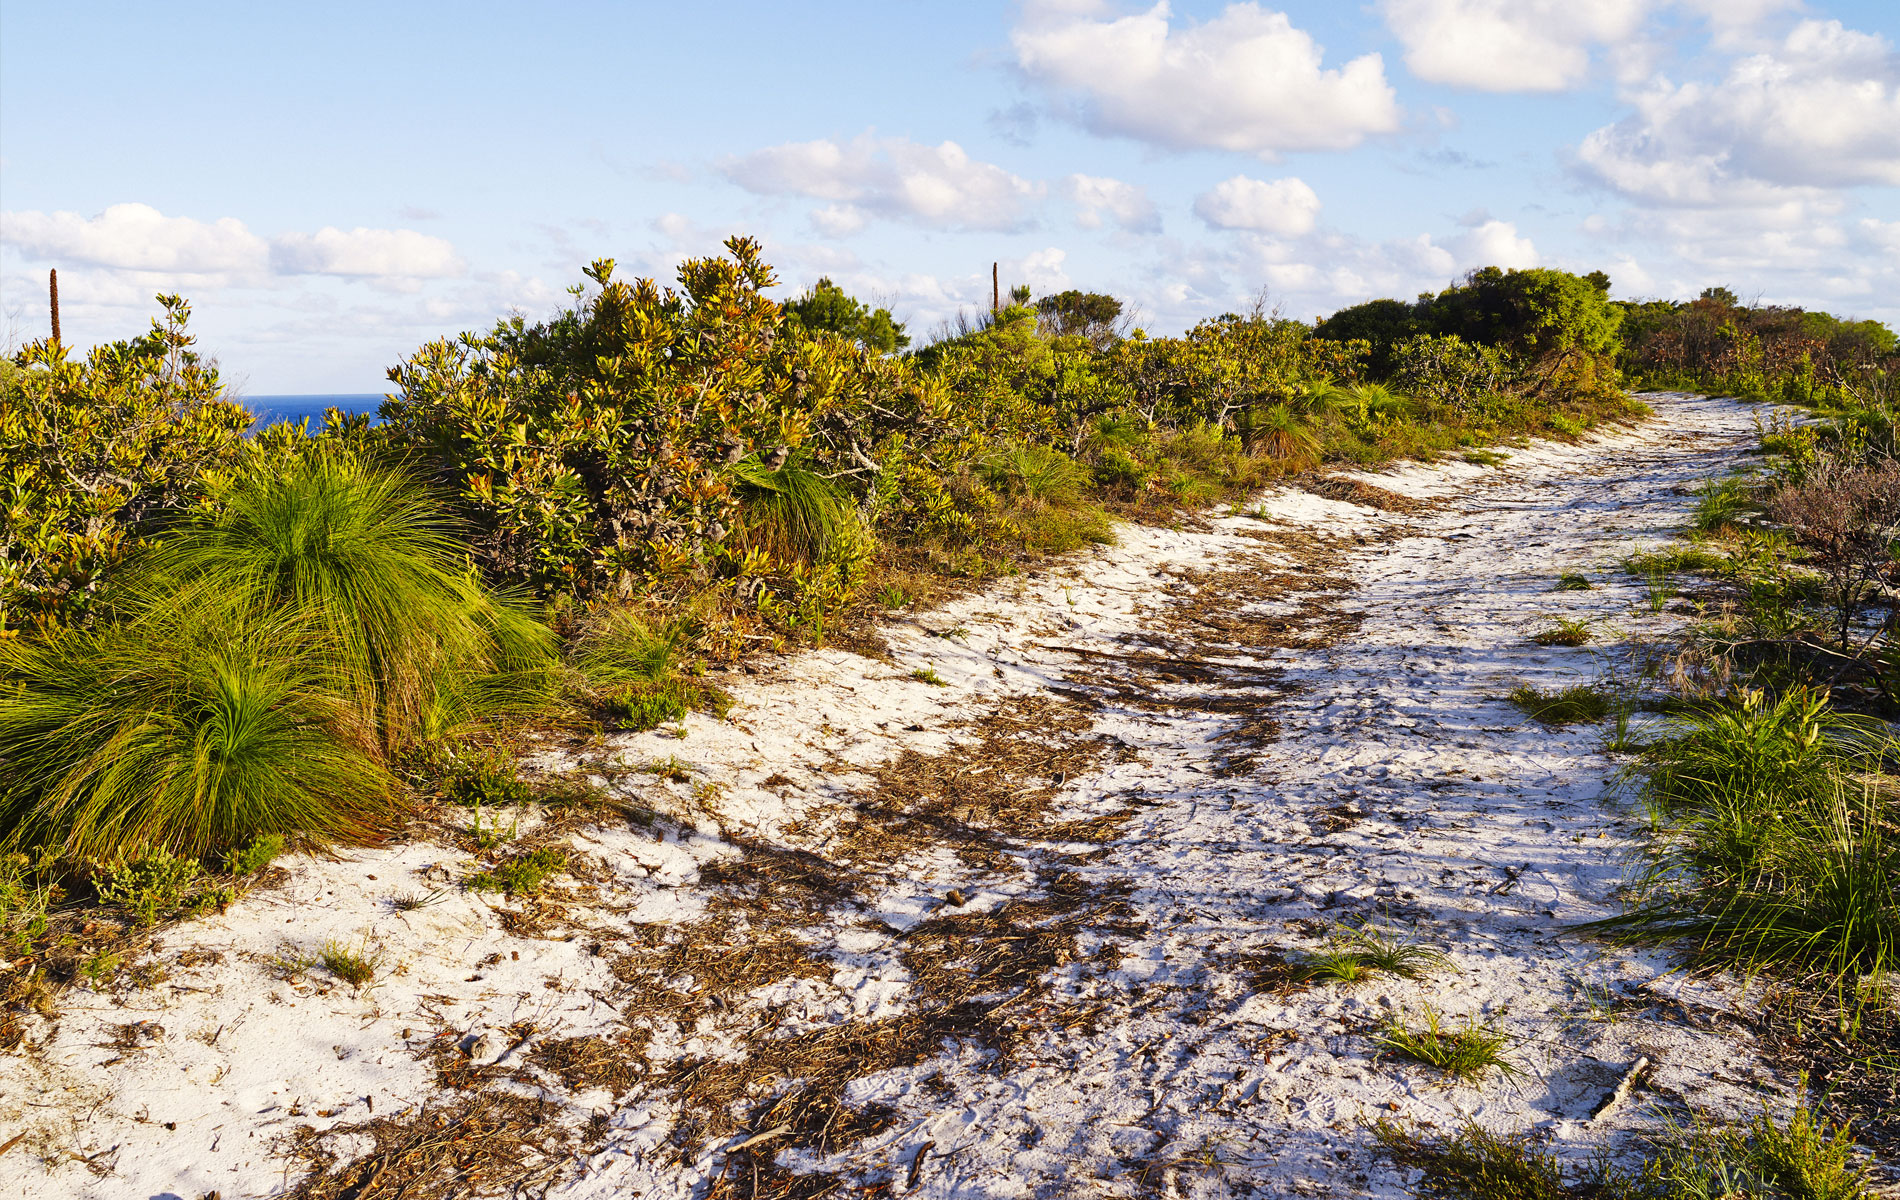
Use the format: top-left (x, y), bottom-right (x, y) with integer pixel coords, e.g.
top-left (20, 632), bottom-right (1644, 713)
top-left (244, 393), bottom-right (385, 431)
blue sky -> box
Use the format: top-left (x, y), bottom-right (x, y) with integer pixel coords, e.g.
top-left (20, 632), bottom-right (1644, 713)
top-left (3, 0), bottom-right (1896, 393)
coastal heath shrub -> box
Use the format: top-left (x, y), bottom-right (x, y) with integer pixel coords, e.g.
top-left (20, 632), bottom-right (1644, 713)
top-left (383, 238), bottom-right (879, 599)
top-left (0, 295), bottom-right (250, 633)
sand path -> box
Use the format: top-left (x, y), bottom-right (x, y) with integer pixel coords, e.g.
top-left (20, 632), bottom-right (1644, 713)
top-left (1, 394), bottom-right (1776, 1200)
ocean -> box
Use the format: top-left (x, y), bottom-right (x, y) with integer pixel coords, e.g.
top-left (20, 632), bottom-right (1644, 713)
top-left (245, 394), bottom-right (386, 432)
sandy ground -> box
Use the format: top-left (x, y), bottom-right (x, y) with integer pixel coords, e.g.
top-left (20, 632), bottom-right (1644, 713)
top-left (0, 393), bottom-right (1793, 1199)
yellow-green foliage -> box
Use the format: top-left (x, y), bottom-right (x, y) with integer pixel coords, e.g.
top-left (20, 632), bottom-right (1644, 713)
top-left (0, 296), bottom-right (250, 633)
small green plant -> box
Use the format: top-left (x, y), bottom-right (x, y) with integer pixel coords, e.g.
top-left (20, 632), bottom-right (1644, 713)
top-left (223, 833), bottom-right (285, 876)
top-left (1640, 1103), bottom-right (1873, 1200)
top-left (1293, 924), bottom-right (1449, 985)
top-left (1691, 476), bottom-right (1758, 533)
top-left (911, 665), bottom-right (947, 686)
top-left (1530, 616), bottom-right (1594, 647)
top-left (467, 798), bottom-right (519, 850)
top-left (1377, 1006), bottom-right (1520, 1084)
top-left (465, 846), bottom-right (567, 896)
top-left (876, 584), bottom-right (911, 609)
top-left (94, 848), bottom-right (203, 926)
top-left (440, 751), bottom-right (533, 809)
top-left (1509, 684), bottom-right (1613, 725)
top-left (80, 948), bottom-right (125, 989)
top-left (1644, 569), bottom-right (1677, 612)
top-left (643, 756), bottom-right (693, 783)
top-left (319, 938), bottom-right (381, 988)
top-left (1463, 448), bottom-right (1509, 467)
top-left (1553, 573), bottom-right (1592, 591)
top-left (389, 888), bottom-right (448, 912)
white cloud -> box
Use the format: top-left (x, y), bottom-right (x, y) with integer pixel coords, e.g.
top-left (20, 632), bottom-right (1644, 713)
top-left (1, 202), bottom-right (267, 276)
top-left (1454, 219), bottom-right (1538, 268)
top-left (1193, 176), bottom-right (1321, 235)
top-left (1578, 19), bottom-right (1900, 204)
top-left (723, 134), bottom-right (1043, 232)
top-left (1064, 174), bottom-right (1159, 232)
top-left (1011, 1), bottom-right (1400, 157)
top-left (1381, 0), bottom-right (1647, 92)
top-left (270, 227), bottom-right (464, 280)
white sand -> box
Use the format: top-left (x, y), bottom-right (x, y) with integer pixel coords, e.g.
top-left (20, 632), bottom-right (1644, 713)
top-left (0, 393), bottom-right (1781, 1199)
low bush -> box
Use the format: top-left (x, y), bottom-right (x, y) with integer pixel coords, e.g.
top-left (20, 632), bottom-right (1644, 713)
top-left (466, 846), bottom-right (567, 896)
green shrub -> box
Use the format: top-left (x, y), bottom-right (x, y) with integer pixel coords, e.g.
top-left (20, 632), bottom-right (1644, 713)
top-left (94, 846), bottom-right (203, 926)
top-left (466, 846), bottom-right (567, 896)
top-left (0, 295), bottom-right (250, 633)
top-left (223, 833), bottom-right (285, 876)
top-left (440, 751), bottom-right (534, 809)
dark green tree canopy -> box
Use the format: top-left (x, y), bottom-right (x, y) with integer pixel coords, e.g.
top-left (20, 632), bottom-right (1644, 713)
top-left (782, 277), bottom-right (910, 354)
top-left (1422, 267), bottom-right (1624, 361)
top-left (1314, 298), bottom-right (1420, 375)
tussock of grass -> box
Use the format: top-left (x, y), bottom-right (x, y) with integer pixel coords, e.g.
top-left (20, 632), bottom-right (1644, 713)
top-left (1553, 572), bottom-right (1592, 591)
top-left (223, 833), bottom-right (285, 876)
top-left (1590, 688), bottom-right (1899, 983)
top-left (1377, 1007), bottom-right (1520, 1083)
top-left (1625, 546), bottom-right (1728, 576)
top-left (319, 939), bottom-right (380, 987)
top-left (911, 665), bottom-right (947, 686)
top-left (0, 602), bottom-right (396, 859)
top-left (1293, 924), bottom-right (1449, 985)
top-left (1530, 616), bottom-right (1594, 646)
top-left (1509, 683), bottom-right (1613, 725)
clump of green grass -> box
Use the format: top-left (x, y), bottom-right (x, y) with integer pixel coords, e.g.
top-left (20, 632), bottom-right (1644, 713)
top-left (1530, 616), bottom-right (1594, 647)
top-left (1509, 683), bottom-right (1613, 725)
top-left (571, 609), bottom-right (730, 731)
top-left (1553, 573), bottom-right (1592, 591)
top-left (319, 938), bottom-right (381, 988)
top-left (1590, 687), bottom-right (1899, 984)
top-left (223, 833), bottom-right (285, 876)
top-left (642, 756), bottom-right (693, 783)
top-left (0, 600), bottom-right (397, 859)
top-left (1373, 1120), bottom-right (1579, 1200)
top-left (388, 888), bottom-right (447, 912)
top-left (1625, 546), bottom-right (1727, 576)
top-left (911, 665), bottom-right (947, 686)
top-left (137, 452), bottom-right (560, 750)
top-left (1463, 448), bottom-right (1510, 467)
top-left (466, 846), bottom-right (566, 896)
top-left (1640, 1104), bottom-right (1873, 1200)
top-left (733, 457), bottom-right (867, 567)
top-left (1377, 1006), bottom-right (1520, 1084)
top-left (1691, 476), bottom-right (1760, 533)
top-left (1293, 924), bottom-right (1450, 985)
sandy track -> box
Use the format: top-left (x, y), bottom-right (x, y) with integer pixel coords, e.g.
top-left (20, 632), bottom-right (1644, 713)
top-left (2, 394), bottom-right (1777, 1200)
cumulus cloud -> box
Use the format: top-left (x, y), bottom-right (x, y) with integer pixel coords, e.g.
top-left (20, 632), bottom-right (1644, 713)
top-left (270, 227), bottom-right (464, 279)
top-left (1064, 174), bottom-right (1159, 232)
top-left (1193, 176), bottom-right (1321, 235)
top-left (1, 203), bottom-right (469, 289)
top-left (1454, 219), bottom-right (1538, 268)
top-left (1381, 0), bottom-right (1646, 92)
top-left (1577, 19), bottom-right (1900, 204)
top-left (1011, 1), bottom-right (1400, 157)
top-left (723, 133), bottom-right (1043, 232)
top-left (1, 202), bottom-right (267, 276)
